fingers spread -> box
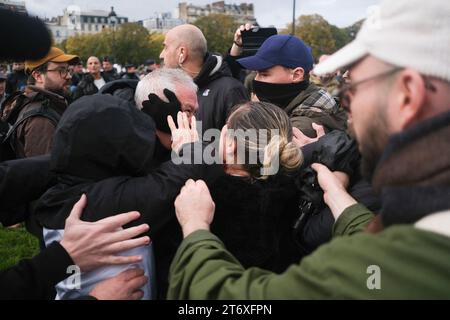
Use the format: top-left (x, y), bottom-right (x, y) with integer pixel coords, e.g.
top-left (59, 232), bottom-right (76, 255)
top-left (97, 211), bottom-right (141, 230)
top-left (104, 255), bottom-right (143, 266)
top-left (67, 194), bottom-right (87, 221)
top-left (107, 236), bottom-right (151, 253)
top-left (177, 111), bottom-right (183, 129)
top-left (167, 115), bottom-right (177, 133)
top-left (109, 224), bottom-right (150, 243)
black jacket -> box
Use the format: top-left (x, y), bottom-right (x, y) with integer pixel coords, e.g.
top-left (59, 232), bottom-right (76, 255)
top-left (73, 72), bottom-right (114, 101)
top-left (35, 95), bottom-right (222, 233)
top-left (0, 155), bottom-right (54, 226)
top-left (99, 79), bottom-right (139, 104)
top-left (194, 53), bottom-right (249, 133)
top-left (295, 131), bottom-right (380, 254)
top-left (121, 72), bottom-right (140, 81)
top-left (31, 95), bottom-right (223, 298)
top-left (210, 174), bottom-right (301, 272)
top-left (103, 69), bottom-right (120, 81)
top-left (0, 242), bottom-right (73, 300)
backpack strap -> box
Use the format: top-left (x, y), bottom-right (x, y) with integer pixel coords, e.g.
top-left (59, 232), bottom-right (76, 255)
top-left (3, 102), bottom-right (61, 144)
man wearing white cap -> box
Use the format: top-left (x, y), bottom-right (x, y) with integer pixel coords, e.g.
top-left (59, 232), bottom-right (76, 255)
top-left (165, 0), bottom-right (450, 299)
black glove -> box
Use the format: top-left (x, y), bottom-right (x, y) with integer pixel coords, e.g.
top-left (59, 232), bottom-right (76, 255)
top-left (141, 88), bottom-right (181, 133)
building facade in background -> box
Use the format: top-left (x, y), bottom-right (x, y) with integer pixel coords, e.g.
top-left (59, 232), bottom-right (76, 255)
top-left (141, 12), bottom-right (184, 34)
top-left (46, 6), bottom-right (129, 43)
top-left (0, 0), bottom-right (27, 14)
top-left (177, 1), bottom-right (256, 25)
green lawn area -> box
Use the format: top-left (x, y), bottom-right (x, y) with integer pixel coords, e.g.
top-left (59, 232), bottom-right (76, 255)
top-left (0, 225), bottom-right (40, 270)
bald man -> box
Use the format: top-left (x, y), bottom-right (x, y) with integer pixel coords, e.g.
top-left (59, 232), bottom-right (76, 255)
top-left (160, 24), bottom-right (248, 133)
top-left (73, 56), bottom-right (113, 101)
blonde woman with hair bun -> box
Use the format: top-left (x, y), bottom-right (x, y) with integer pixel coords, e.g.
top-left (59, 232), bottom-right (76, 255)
top-left (170, 101), bottom-right (306, 271)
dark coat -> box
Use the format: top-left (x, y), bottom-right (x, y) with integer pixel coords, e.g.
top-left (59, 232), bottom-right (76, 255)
top-left (35, 95), bottom-right (222, 234)
top-left (194, 53), bottom-right (249, 133)
top-left (103, 69), bottom-right (120, 81)
top-left (0, 242), bottom-right (73, 300)
top-left (31, 95), bottom-right (223, 298)
top-left (73, 72), bottom-right (114, 101)
top-left (210, 174), bottom-right (301, 272)
top-left (0, 155), bottom-right (53, 226)
top-left (99, 79), bottom-right (139, 104)
top-left (295, 131), bottom-right (380, 254)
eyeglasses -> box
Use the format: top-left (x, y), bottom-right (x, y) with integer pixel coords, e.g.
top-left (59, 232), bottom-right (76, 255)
top-left (337, 67), bottom-right (403, 112)
top-left (46, 67), bottom-right (71, 78)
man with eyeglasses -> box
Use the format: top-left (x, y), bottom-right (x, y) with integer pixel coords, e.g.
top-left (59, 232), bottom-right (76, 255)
top-left (165, 0), bottom-right (450, 299)
top-left (1, 47), bottom-right (78, 159)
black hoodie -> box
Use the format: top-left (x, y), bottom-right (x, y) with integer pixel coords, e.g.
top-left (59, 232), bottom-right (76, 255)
top-left (33, 94), bottom-right (223, 298)
top-left (35, 94), bottom-right (222, 233)
top-left (194, 53), bottom-right (249, 133)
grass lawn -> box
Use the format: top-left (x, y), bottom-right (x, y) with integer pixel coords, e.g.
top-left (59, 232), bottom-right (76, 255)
top-left (0, 225), bottom-right (40, 270)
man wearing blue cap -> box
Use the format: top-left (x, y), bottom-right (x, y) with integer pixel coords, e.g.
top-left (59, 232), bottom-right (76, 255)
top-left (231, 30), bottom-right (346, 138)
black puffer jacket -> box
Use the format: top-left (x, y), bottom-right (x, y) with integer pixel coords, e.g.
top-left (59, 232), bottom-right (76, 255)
top-left (194, 53), bottom-right (249, 133)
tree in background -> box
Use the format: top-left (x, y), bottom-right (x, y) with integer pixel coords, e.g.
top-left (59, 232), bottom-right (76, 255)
top-left (283, 14), bottom-right (362, 61)
top-left (148, 32), bottom-right (165, 61)
top-left (194, 14), bottom-right (239, 55)
top-left (58, 23), bottom-right (163, 66)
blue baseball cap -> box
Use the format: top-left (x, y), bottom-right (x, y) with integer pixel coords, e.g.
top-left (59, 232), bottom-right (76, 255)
top-left (237, 35), bottom-right (314, 72)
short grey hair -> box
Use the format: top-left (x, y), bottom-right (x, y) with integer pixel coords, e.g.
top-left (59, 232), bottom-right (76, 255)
top-left (134, 68), bottom-right (198, 110)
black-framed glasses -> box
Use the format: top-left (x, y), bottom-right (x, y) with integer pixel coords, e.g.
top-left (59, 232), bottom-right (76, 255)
top-left (46, 67), bottom-right (71, 78)
top-left (337, 67), bottom-right (403, 112)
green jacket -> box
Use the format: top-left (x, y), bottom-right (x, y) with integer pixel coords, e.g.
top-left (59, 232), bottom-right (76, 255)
top-left (167, 204), bottom-right (450, 299)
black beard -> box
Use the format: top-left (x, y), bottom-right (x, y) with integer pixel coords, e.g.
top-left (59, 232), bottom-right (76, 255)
top-left (359, 122), bottom-right (390, 182)
top-left (360, 148), bottom-right (382, 182)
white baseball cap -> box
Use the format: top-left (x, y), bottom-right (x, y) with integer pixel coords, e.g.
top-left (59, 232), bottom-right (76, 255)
top-left (314, 0), bottom-right (450, 83)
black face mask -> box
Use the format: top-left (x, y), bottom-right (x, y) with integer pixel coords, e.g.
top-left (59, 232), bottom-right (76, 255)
top-left (252, 79), bottom-right (309, 109)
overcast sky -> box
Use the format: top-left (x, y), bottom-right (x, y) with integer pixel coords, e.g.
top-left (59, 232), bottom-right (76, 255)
top-left (25, 0), bottom-right (381, 28)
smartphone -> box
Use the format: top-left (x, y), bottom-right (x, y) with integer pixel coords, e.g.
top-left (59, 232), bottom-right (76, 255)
top-left (241, 27), bottom-right (278, 57)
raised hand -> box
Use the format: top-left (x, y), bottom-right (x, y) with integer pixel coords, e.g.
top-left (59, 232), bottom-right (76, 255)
top-left (60, 194), bottom-right (151, 272)
top-left (168, 111), bottom-right (199, 154)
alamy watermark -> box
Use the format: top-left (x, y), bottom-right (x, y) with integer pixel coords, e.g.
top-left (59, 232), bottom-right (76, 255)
top-left (66, 265), bottom-right (81, 290)
top-left (172, 124), bottom-right (282, 177)
top-left (366, 265), bottom-right (381, 290)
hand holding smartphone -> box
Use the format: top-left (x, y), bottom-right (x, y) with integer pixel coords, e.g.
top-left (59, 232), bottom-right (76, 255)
top-left (241, 27), bottom-right (278, 57)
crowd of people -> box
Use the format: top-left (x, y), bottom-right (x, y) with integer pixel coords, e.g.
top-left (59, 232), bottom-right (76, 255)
top-left (0, 0), bottom-right (449, 300)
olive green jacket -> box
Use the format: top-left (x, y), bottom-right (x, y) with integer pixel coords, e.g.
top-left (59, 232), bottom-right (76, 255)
top-left (167, 204), bottom-right (450, 299)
